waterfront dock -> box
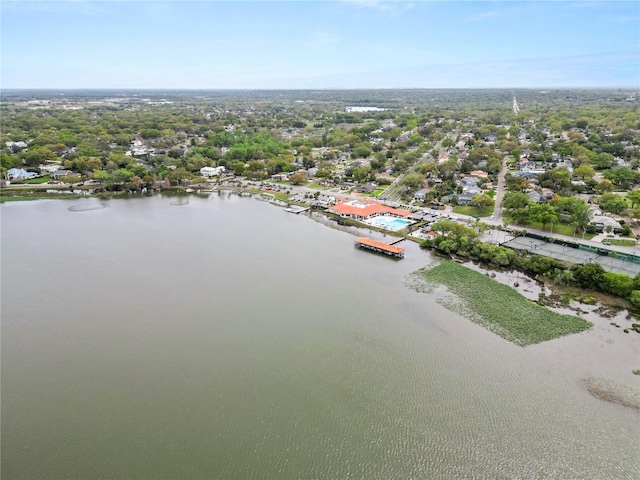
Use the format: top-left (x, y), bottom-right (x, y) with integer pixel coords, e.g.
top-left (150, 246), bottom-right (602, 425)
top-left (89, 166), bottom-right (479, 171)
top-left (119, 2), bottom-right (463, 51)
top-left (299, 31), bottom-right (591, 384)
top-left (284, 205), bottom-right (310, 214)
top-left (354, 237), bottom-right (405, 258)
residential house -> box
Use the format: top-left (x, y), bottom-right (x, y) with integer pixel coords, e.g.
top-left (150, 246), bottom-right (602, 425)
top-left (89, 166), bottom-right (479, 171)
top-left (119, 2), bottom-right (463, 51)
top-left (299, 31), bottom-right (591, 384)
top-left (541, 188), bottom-right (555, 200)
top-left (413, 188), bottom-right (428, 202)
top-left (591, 216), bottom-right (623, 234)
top-left (457, 192), bottom-right (476, 206)
top-left (270, 172), bottom-right (289, 181)
top-left (527, 190), bottom-right (544, 203)
top-left (51, 170), bottom-right (78, 180)
top-left (6, 168), bottom-right (37, 180)
top-left (39, 164), bottom-right (61, 174)
top-left (200, 166), bottom-right (226, 177)
top-left (354, 183), bottom-right (377, 194)
top-left (469, 170), bottom-right (489, 179)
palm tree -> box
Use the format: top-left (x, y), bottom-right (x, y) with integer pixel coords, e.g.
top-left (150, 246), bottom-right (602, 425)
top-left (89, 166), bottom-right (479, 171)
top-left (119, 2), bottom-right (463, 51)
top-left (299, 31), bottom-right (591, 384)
top-left (569, 201), bottom-right (593, 233)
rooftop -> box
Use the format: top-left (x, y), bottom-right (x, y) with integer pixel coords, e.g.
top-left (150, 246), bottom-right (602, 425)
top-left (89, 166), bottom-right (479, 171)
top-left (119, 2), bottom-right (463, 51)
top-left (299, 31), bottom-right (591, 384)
top-left (329, 199), bottom-right (411, 218)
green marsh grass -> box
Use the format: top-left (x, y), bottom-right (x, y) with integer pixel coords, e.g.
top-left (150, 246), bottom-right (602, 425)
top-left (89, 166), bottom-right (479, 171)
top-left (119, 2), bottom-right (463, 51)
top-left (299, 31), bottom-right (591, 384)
top-left (417, 261), bottom-right (592, 346)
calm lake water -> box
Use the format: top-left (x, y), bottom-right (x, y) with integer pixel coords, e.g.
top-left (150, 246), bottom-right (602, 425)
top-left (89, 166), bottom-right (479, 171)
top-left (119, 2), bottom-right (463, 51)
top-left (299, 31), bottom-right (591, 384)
top-left (2, 193), bottom-right (639, 479)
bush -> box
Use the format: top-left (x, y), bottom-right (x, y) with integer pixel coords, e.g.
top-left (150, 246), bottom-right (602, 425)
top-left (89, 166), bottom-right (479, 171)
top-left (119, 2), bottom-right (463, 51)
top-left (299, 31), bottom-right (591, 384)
top-left (571, 263), bottom-right (606, 290)
top-left (602, 272), bottom-right (634, 298)
top-left (526, 255), bottom-right (565, 276)
top-left (630, 290), bottom-right (640, 308)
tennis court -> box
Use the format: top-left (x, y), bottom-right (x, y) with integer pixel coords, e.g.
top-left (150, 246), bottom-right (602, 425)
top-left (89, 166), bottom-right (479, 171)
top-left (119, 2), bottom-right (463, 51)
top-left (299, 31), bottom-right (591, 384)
top-left (503, 236), bottom-right (640, 276)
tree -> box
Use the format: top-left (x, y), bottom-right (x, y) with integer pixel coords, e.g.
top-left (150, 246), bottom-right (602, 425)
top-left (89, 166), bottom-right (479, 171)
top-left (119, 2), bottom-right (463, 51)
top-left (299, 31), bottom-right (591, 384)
top-left (438, 158), bottom-right (459, 179)
top-left (602, 272), bottom-right (634, 298)
top-left (140, 129), bottom-right (163, 139)
top-left (167, 167), bottom-right (194, 186)
top-left (630, 290), bottom-right (640, 308)
top-left (573, 163), bottom-right (595, 181)
top-left (432, 219), bottom-right (456, 235)
top-left (471, 194), bottom-right (494, 208)
top-left (568, 200), bottom-right (593, 232)
top-left (93, 169), bottom-right (110, 188)
top-left (0, 153), bottom-right (16, 171)
top-left (289, 172), bottom-right (307, 185)
top-left (627, 190), bottom-right (640, 208)
top-left (504, 174), bottom-right (530, 192)
top-left (601, 196), bottom-right (628, 215)
top-left (510, 207), bottom-right (531, 225)
top-left (591, 152), bottom-right (615, 169)
top-left (604, 167), bottom-right (637, 188)
top-left (352, 144), bottom-right (372, 158)
top-left (571, 263), bottom-right (606, 290)
top-left (528, 203), bottom-right (559, 230)
top-left (127, 163), bottom-right (147, 177)
top-left (351, 164), bottom-right (372, 182)
top-left (23, 146), bottom-right (56, 167)
top-left (114, 168), bottom-right (134, 187)
top-left (86, 157), bottom-right (102, 172)
top-left (595, 179), bottom-right (614, 193)
top-left (402, 173), bottom-right (425, 189)
top-left (502, 191), bottom-right (530, 210)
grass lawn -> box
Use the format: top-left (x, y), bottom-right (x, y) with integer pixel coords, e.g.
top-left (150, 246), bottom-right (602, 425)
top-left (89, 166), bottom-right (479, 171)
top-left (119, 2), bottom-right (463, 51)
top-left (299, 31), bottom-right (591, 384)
top-left (416, 261), bottom-right (592, 346)
top-left (453, 205), bottom-right (494, 217)
top-left (22, 175), bottom-right (50, 184)
top-left (249, 189), bottom-right (291, 202)
top-left (373, 189), bottom-right (384, 197)
top-left (604, 239), bottom-right (637, 247)
top-left (268, 192), bottom-right (291, 201)
top-left (307, 183), bottom-right (324, 190)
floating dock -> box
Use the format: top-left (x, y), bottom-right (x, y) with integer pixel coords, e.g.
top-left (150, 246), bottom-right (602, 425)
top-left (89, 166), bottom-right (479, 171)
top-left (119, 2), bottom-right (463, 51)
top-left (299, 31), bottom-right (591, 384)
top-left (354, 237), bottom-right (405, 258)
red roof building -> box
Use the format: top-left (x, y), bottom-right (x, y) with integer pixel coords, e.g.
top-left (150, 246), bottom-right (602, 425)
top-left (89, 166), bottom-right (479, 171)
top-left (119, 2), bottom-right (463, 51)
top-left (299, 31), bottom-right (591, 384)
top-left (329, 199), bottom-right (411, 220)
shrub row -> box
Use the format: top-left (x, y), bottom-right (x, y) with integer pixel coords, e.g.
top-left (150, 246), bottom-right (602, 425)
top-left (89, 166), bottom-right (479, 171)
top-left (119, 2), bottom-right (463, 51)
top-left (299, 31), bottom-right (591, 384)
top-left (421, 235), bottom-right (640, 308)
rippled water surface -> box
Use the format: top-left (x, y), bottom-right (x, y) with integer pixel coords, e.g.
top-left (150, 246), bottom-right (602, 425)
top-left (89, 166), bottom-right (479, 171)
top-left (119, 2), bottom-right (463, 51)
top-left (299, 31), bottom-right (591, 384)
top-left (2, 194), bottom-right (639, 479)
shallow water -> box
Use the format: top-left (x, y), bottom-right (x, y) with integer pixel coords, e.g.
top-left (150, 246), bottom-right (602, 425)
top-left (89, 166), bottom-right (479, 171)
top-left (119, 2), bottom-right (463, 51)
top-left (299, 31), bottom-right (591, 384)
top-left (2, 194), bottom-right (639, 479)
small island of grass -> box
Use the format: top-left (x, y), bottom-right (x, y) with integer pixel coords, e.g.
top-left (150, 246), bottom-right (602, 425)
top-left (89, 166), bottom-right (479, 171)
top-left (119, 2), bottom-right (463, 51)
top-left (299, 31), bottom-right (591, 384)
top-left (417, 261), bottom-right (592, 346)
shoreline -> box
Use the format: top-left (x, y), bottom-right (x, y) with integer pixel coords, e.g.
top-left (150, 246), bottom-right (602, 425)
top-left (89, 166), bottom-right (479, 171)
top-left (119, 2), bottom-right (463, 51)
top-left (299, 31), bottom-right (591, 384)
top-left (303, 204), bottom-right (640, 410)
top-left (4, 191), bottom-right (639, 410)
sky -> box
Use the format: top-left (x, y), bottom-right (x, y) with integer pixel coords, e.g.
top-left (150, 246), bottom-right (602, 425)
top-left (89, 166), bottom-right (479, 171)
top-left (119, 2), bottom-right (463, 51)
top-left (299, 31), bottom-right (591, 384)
top-left (1, 0), bottom-right (639, 89)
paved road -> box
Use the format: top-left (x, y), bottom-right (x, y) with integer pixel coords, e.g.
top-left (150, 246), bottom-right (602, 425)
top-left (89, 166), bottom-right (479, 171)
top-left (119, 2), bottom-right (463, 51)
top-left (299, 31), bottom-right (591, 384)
top-left (378, 136), bottom-right (448, 202)
top-left (492, 157), bottom-right (508, 222)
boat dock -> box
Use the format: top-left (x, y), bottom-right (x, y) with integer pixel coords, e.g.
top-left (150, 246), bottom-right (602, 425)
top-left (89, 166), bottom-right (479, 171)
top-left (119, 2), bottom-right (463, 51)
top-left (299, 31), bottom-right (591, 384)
top-left (355, 237), bottom-right (405, 258)
top-left (284, 205), bottom-right (310, 214)
top-left (388, 237), bottom-right (406, 245)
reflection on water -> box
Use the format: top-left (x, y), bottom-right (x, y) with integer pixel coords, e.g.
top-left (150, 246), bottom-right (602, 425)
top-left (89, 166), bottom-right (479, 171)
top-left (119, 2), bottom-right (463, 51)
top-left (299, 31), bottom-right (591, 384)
top-left (2, 194), bottom-right (639, 479)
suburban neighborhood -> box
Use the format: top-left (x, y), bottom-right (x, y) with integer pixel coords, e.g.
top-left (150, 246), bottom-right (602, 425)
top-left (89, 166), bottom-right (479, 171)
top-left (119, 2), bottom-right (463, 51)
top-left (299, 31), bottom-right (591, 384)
top-left (2, 89), bottom-right (639, 304)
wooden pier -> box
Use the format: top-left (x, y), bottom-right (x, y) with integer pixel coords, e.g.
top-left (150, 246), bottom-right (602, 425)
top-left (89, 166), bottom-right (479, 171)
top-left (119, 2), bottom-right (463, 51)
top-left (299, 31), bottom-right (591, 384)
top-left (388, 237), bottom-right (406, 245)
top-left (354, 237), bottom-right (405, 258)
top-left (284, 205), bottom-right (310, 214)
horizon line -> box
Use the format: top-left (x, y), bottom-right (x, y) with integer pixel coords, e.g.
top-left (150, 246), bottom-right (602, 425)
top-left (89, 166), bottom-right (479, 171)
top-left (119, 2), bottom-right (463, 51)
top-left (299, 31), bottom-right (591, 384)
top-left (2, 86), bottom-right (638, 91)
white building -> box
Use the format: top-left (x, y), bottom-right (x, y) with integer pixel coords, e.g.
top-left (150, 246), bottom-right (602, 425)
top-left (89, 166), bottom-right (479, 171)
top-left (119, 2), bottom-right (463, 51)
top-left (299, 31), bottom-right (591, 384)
top-left (200, 166), bottom-right (226, 177)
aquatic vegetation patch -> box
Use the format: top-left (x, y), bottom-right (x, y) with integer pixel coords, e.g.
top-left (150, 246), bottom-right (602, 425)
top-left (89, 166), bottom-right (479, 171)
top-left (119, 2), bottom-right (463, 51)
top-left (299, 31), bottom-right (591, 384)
top-left (586, 377), bottom-right (640, 410)
top-left (416, 261), bottom-right (592, 346)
